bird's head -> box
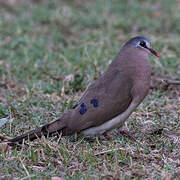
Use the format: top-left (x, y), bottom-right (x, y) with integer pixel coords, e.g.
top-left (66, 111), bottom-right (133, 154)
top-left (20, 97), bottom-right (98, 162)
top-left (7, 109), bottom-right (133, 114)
top-left (125, 36), bottom-right (160, 58)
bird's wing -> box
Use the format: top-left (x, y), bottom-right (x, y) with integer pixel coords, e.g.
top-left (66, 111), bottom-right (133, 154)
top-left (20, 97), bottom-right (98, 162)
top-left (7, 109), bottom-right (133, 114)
top-left (65, 69), bottom-right (133, 133)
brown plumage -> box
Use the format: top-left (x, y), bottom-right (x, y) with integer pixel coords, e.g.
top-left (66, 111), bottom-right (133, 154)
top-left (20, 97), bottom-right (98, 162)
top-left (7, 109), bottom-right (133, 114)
top-left (8, 36), bottom-right (159, 144)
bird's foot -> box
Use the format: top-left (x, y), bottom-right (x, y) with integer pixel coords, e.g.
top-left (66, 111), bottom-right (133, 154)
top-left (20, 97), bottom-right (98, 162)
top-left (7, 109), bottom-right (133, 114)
top-left (119, 130), bottom-right (136, 142)
top-left (102, 132), bottom-right (111, 141)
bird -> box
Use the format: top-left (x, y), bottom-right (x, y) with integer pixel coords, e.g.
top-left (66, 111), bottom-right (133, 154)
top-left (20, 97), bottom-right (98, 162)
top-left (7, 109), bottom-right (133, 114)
top-left (8, 36), bottom-right (160, 145)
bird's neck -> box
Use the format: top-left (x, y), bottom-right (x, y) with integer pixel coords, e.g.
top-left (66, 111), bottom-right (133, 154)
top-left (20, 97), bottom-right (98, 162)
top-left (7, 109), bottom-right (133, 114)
top-left (115, 46), bottom-right (150, 68)
top-left (109, 46), bottom-right (151, 81)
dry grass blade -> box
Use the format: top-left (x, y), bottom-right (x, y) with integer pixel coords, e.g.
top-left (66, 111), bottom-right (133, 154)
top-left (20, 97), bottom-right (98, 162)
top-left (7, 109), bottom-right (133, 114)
top-left (94, 147), bottom-right (128, 156)
top-left (164, 79), bottom-right (180, 85)
top-left (19, 158), bottom-right (30, 176)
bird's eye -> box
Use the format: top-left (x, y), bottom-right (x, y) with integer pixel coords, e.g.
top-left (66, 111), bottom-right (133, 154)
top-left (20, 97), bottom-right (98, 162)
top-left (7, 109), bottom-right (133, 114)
top-left (139, 41), bottom-right (146, 48)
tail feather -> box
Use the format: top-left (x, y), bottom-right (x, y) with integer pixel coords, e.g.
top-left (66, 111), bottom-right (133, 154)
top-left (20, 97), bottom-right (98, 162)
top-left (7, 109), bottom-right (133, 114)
top-left (9, 126), bottom-right (45, 143)
top-left (8, 117), bottom-right (66, 145)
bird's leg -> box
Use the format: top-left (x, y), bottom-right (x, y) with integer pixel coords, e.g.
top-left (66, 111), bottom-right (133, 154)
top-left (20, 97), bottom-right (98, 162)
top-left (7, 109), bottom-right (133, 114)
top-left (103, 131), bottom-right (136, 142)
top-left (119, 130), bottom-right (136, 142)
top-left (102, 132), bottom-right (111, 141)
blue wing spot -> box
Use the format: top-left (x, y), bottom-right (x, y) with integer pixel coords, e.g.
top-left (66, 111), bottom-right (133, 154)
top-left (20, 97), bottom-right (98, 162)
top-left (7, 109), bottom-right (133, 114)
top-left (90, 98), bottom-right (99, 108)
top-left (79, 103), bottom-right (87, 115)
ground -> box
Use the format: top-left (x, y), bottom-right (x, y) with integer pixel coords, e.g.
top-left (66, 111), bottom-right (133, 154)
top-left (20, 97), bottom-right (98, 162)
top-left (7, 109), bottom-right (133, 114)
top-left (0, 0), bottom-right (180, 179)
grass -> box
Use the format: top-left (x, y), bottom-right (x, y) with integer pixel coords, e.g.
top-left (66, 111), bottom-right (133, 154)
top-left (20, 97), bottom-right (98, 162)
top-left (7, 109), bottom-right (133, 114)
top-left (0, 0), bottom-right (180, 179)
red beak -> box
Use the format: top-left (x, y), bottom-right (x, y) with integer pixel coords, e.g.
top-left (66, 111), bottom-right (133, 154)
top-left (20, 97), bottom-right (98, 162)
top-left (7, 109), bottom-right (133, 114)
top-left (147, 47), bottom-right (160, 58)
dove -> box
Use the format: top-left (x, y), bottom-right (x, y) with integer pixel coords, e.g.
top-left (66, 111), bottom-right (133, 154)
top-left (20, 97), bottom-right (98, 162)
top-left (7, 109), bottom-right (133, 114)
top-left (8, 36), bottom-right (160, 144)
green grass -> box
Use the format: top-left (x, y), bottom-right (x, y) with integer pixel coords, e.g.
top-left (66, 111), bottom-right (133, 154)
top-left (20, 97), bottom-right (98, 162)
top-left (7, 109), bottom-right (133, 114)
top-left (0, 0), bottom-right (180, 179)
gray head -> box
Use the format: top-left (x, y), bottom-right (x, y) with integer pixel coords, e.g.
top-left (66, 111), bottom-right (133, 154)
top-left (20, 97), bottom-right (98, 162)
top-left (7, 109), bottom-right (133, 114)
top-left (124, 36), bottom-right (160, 57)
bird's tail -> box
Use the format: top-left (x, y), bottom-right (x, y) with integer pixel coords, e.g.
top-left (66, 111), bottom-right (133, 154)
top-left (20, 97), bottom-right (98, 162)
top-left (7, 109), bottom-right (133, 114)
top-left (8, 112), bottom-right (69, 145)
